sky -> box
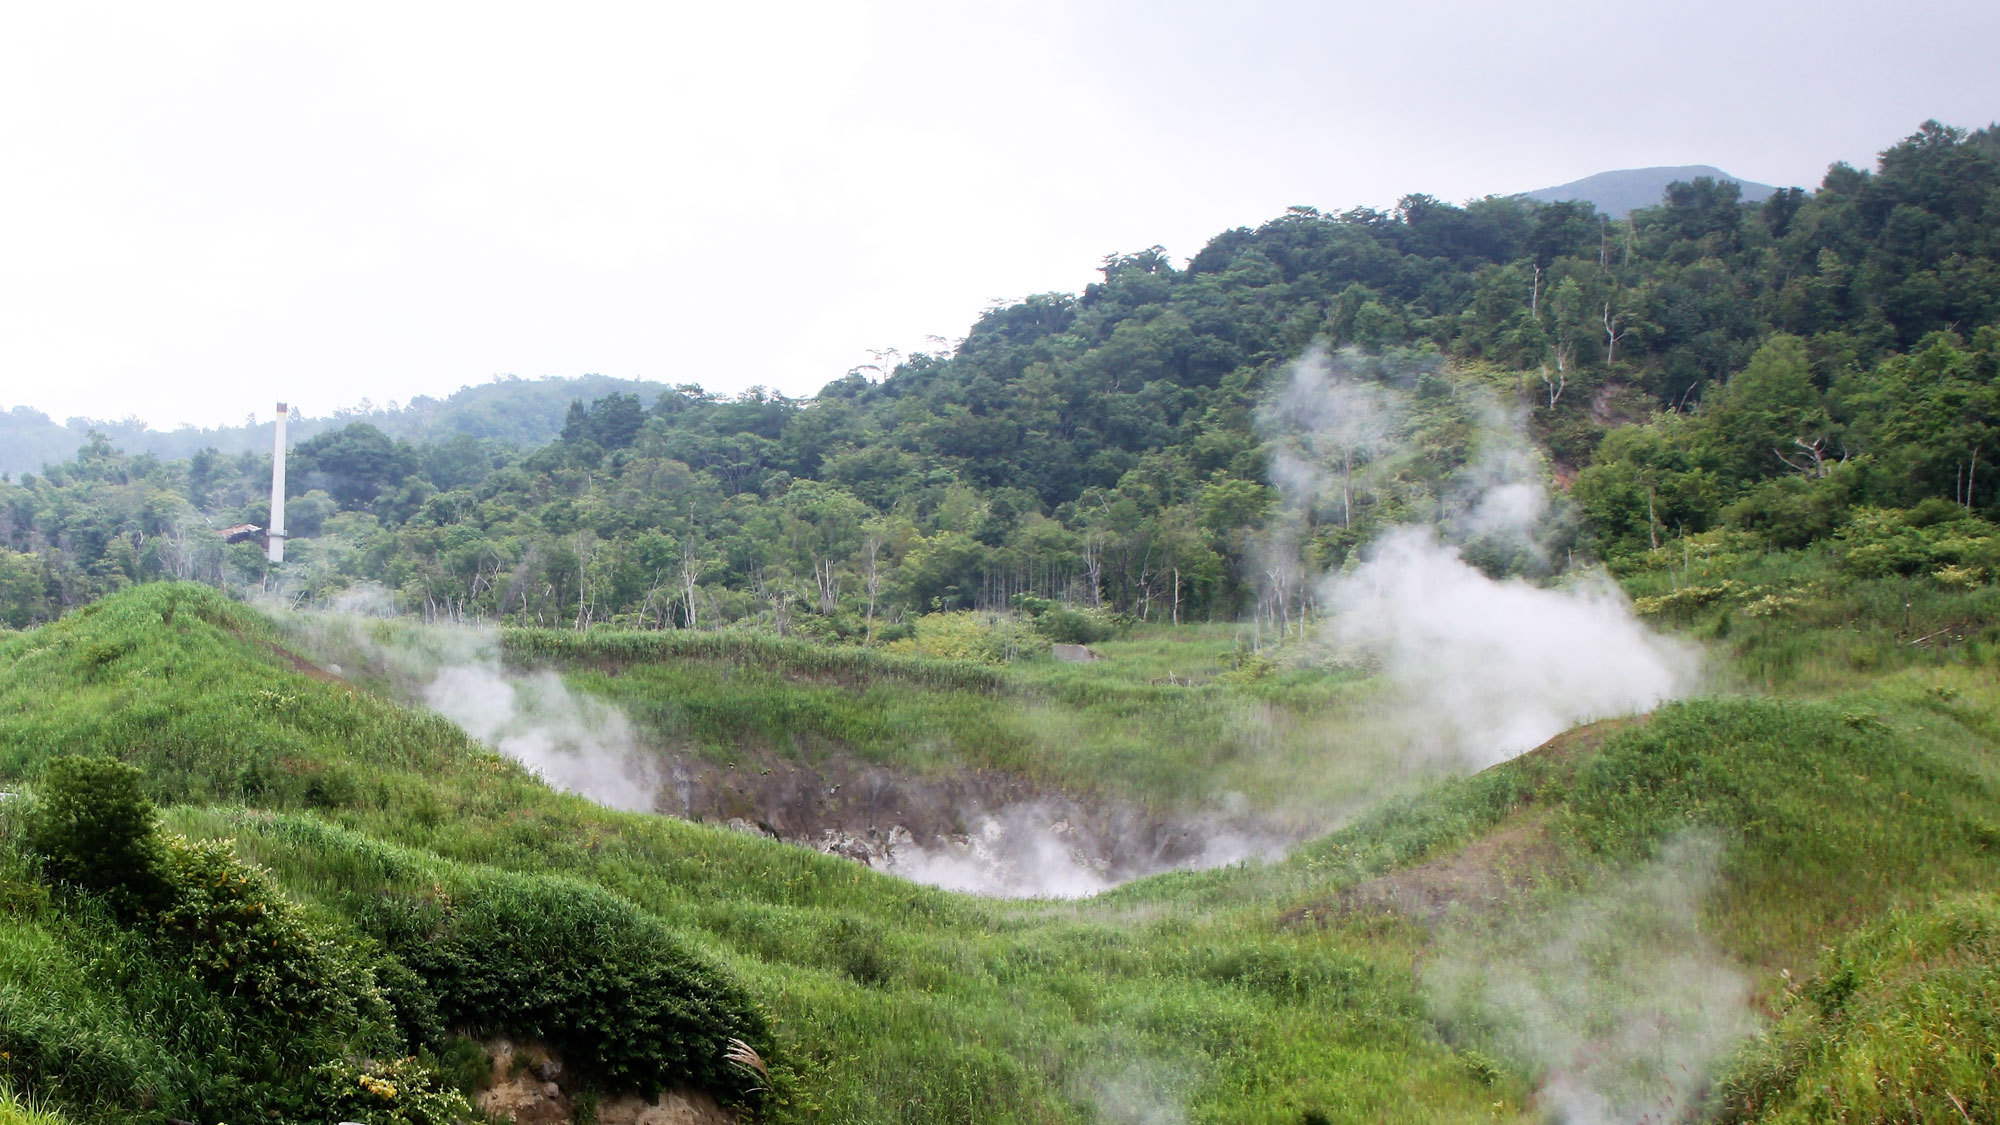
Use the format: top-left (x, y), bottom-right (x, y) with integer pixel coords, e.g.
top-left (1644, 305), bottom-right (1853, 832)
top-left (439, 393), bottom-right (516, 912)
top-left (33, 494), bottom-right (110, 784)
top-left (1, 0), bottom-right (1995, 430)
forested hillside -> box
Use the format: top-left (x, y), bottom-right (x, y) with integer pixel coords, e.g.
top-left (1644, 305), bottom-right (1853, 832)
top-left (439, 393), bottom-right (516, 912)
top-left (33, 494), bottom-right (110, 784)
top-left (0, 374), bottom-right (668, 479)
top-left (2, 120), bottom-right (1995, 636)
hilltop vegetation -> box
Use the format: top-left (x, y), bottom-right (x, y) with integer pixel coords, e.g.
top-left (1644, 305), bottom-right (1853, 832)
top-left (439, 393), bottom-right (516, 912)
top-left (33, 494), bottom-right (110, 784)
top-left (1, 121), bottom-right (1995, 639)
top-left (0, 375), bottom-right (671, 480)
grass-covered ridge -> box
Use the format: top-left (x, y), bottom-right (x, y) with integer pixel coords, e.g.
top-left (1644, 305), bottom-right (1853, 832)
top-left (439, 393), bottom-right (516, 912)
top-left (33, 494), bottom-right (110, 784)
top-left (497, 618), bottom-right (1393, 820)
top-left (1, 581), bottom-right (1998, 1122)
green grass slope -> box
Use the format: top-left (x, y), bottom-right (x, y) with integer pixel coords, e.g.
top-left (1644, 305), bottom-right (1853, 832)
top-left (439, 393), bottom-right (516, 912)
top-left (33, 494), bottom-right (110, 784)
top-left (0, 580), bottom-right (1997, 1123)
top-left (498, 620), bottom-right (1399, 816)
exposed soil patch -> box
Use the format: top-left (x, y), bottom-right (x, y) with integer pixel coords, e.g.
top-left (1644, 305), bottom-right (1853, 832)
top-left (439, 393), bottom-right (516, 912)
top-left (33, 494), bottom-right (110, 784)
top-left (652, 744), bottom-right (1286, 883)
top-left (1318, 812), bottom-right (1563, 926)
top-left (1518, 715), bottom-right (1643, 766)
top-left (1588, 378), bottom-right (1652, 428)
top-left (1283, 718), bottom-right (1643, 928)
top-left (477, 1039), bottom-right (737, 1125)
top-left (261, 638), bottom-right (343, 683)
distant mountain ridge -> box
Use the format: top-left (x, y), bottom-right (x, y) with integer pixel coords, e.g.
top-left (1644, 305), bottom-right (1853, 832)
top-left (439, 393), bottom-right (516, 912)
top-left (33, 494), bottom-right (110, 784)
top-left (0, 374), bottom-right (673, 478)
top-left (1524, 165), bottom-right (1780, 218)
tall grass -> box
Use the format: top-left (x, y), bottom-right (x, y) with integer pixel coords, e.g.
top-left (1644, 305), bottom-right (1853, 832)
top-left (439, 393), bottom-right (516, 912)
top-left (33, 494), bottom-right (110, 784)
top-left (0, 581), bottom-right (1996, 1123)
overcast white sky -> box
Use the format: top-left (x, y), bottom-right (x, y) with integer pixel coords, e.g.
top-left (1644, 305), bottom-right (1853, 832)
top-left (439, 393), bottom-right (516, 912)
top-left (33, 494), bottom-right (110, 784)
top-left (2, 1), bottom-right (1995, 429)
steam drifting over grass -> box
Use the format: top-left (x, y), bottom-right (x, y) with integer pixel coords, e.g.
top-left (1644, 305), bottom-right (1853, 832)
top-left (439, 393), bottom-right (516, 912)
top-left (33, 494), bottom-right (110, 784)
top-left (1325, 529), bottom-right (1699, 766)
top-left (1261, 346), bottom-right (1700, 767)
top-left (1425, 835), bottom-right (1757, 1125)
top-left (884, 796), bottom-right (1287, 900)
top-left (273, 592), bottom-right (661, 812)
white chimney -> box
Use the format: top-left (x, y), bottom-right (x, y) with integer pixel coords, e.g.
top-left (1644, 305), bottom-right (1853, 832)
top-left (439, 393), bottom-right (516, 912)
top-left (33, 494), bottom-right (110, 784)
top-left (268, 402), bottom-right (288, 563)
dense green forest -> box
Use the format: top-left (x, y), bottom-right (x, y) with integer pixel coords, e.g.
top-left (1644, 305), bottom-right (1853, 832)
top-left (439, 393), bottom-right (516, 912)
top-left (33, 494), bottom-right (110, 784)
top-left (2, 120), bottom-right (1996, 639)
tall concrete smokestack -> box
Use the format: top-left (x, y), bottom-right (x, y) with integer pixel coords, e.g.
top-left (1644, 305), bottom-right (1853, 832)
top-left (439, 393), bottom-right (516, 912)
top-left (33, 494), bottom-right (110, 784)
top-left (268, 402), bottom-right (288, 564)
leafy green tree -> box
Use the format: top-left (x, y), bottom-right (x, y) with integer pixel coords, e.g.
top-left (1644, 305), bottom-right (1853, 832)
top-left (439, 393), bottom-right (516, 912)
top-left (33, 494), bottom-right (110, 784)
top-left (295, 422), bottom-right (416, 507)
top-left (1699, 334), bottom-right (1829, 481)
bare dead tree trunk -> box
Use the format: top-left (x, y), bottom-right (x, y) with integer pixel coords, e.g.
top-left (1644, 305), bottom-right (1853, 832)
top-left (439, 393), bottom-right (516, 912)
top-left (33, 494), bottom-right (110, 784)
top-left (1265, 565), bottom-right (1290, 638)
top-left (572, 534), bottom-right (592, 631)
top-left (1342, 447), bottom-right (1353, 528)
top-left (638, 569), bottom-right (671, 630)
top-left (862, 532), bottom-right (884, 643)
top-left (814, 557), bottom-right (839, 615)
top-left (679, 537), bottom-right (704, 631)
top-left (1083, 532), bottom-right (1105, 610)
top-left (1773, 437), bottom-right (1832, 478)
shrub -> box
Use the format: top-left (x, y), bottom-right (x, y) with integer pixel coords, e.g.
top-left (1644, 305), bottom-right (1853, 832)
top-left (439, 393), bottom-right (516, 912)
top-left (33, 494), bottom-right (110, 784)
top-left (23, 757), bottom-right (170, 916)
top-left (268, 1057), bottom-right (473, 1125)
top-left (1835, 506), bottom-right (1998, 579)
top-left (1722, 471), bottom-right (1854, 549)
top-left (885, 612), bottom-right (1047, 664)
top-left (153, 834), bottom-right (392, 1033)
top-left (1030, 607), bottom-right (1123, 646)
top-left (0, 926), bottom-right (165, 1119)
top-left (370, 871), bottom-right (773, 1106)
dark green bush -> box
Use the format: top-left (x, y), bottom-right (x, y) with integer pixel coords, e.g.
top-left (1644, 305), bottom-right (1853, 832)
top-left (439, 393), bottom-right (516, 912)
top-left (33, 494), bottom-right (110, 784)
top-left (1722, 471), bottom-right (1855, 549)
top-left (265, 1056), bottom-right (473, 1125)
top-left (1032, 608), bottom-right (1114, 645)
top-left (1015, 597), bottom-right (1126, 645)
top-left (153, 834), bottom-right (391, 1033)
top-left (0, 948), bottom-right (164, 1118)
top-left (24, 756), bottom-right (170, 916)
top-left (370, 870), bottom-right (772, 1105)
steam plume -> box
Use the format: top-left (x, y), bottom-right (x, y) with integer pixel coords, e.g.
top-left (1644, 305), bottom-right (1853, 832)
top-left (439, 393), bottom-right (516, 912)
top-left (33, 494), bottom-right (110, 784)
top-left (1263, 346), bottom-right (1699, 766)
top-left (274, 591), bottom-right (658, 811)
top-left (1424, 835), bottom-right (1756, 1124)
top-left (1325, 529), bottom-right (1697, 766)
top-left (883, 797), bottom-right (1283, 900)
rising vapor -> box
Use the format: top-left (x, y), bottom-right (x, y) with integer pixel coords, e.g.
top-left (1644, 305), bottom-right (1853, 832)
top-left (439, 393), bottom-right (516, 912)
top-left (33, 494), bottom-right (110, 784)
top-left (273, 590), bottom-right (660, 812)
top-left (1262, 345), bottom-right (1699, 767)
top-left (1424, 835), bottom-right (1757, 1124)
top-left (1323, 529), bottom-right (1698, 766)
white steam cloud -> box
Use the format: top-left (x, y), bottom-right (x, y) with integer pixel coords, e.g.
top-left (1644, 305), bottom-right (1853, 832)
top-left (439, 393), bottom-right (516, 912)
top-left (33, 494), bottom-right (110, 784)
top-left (884, 808), bottom-right (1114, 899)
top-left (1425, 835), bottom-right (1757, 1124)
top-left (1072, 1051), bottom-right (1196, 1125)
top-left (274, 592), bottom-right (659, 811)
top-left (1265, 346), bottom-right (1699, 766)
top-left (1325, 530), bottom-right (1697, 766)
top-left (422, 659), bottom-right (658, 813)
top-left (883, 797), bottom-right (1283, 900)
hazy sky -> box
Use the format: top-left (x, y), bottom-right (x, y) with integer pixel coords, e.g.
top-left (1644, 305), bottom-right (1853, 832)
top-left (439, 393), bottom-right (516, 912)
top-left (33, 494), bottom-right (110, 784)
top-left (2, 1), bottom-right (1994, 429)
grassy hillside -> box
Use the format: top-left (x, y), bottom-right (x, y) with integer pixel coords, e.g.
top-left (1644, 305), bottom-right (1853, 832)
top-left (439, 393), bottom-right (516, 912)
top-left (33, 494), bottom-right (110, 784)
top-left (1, 581), bottom-right (1998, 1123)
top-left (489, 620), bottom-right (1401, 815)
